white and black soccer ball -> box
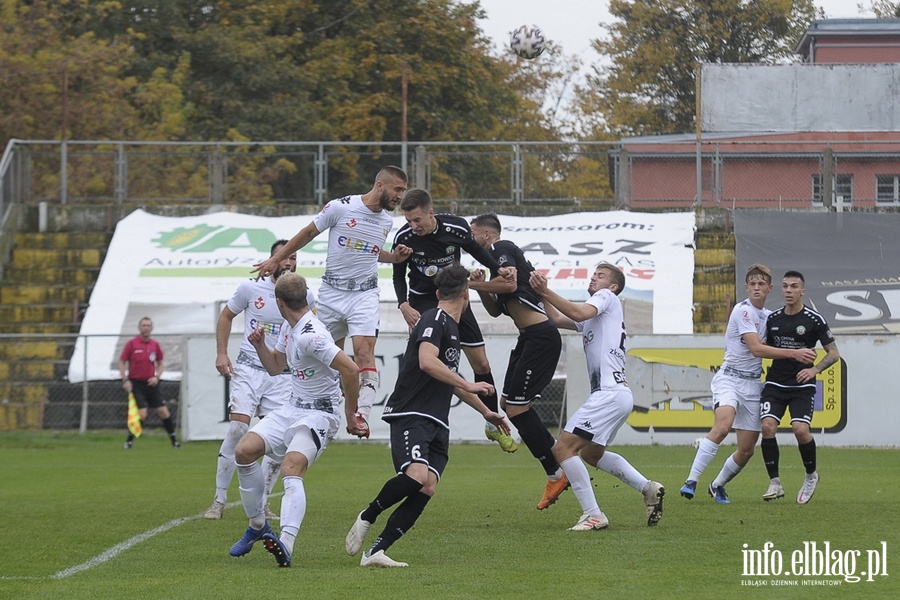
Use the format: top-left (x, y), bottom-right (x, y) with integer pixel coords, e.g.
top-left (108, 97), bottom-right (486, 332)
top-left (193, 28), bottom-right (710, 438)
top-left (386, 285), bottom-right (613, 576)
top-left (510, 24), bottom-right (545, 59)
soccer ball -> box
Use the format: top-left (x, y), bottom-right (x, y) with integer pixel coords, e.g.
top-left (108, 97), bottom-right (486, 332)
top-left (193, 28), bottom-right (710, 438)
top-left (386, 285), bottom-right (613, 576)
top-left (510, 24), bottom-right (545, 59)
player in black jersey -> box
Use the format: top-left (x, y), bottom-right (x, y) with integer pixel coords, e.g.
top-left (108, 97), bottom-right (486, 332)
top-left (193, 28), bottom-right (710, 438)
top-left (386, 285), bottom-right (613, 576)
top-left (760, 271), bottom-right (840, 505)
top-left (393, 189), bottom-right (518, 453)
top-left (344, 264), bottom-right (510, 568)
top-left (469, 213), bottom-right (569, 511)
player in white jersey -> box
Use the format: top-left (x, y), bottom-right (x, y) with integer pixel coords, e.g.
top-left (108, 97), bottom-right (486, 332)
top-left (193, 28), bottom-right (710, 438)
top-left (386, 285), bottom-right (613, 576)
top-left (204, 240), bottom-right (318, 520)
top-left (679, 264), bottom-right (816, 504)
top-left (530, 263), bottom-right (665, 531)
top-left (227, 273), bottom-right (364, 568)
top-left (252, 166), bottom-right (412, 438)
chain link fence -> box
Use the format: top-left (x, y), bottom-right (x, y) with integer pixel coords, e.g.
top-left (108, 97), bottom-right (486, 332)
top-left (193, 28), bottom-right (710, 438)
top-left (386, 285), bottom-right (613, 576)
top-left (0, 140), bottom-right (616, 209)
top-left (0, 332), bottom-right (569, 434)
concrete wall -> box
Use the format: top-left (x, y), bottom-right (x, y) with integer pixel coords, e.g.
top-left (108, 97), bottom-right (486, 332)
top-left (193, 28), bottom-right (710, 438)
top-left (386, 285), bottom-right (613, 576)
top-left (701, 63), bottom-right (900, 133)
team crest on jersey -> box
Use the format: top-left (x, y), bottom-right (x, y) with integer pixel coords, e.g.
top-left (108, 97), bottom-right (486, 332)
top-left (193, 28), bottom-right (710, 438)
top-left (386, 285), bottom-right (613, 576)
top-left (445, 347), bottom-right (460, 363)
top-left (254, 296), bottom-right (265, 309)
top-left (796, 325), bottom-right (807, 335)
top-left (445, 245), bottom-right (455, 254)
top-left (425, 265), bottom-right (439, 277)
top-left (347, 218), bottom-right (358, 228)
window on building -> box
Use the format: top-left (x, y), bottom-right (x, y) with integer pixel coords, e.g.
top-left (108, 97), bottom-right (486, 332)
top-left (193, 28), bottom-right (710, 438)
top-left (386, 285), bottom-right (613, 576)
top-left (812, 174), bottom-right (852, 205)
top-left (876, 175), bottom-right (900, 204)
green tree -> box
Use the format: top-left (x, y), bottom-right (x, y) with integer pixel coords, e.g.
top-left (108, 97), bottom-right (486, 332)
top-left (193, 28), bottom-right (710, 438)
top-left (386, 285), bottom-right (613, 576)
top-left (862, 1), bottom-right (900, 17)
top-left (578, 0), bottom-right (820, 137)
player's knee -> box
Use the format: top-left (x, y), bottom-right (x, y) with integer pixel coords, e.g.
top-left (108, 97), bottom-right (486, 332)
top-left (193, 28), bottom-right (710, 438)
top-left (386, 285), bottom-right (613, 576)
top-left (707, 425), bottom-right (730, 442)
top-left (735, 446), bottom-right (755, 464)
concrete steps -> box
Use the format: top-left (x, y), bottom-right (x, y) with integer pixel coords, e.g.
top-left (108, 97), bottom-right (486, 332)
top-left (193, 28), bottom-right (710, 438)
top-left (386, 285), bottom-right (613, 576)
top-left (692, 231), bottom-right (736, 334)
top-left (0, 232), bottom-right (109, 430)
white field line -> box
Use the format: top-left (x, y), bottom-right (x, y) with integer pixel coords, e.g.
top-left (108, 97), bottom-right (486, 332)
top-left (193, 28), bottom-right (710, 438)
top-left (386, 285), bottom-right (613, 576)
top-left (0, 498), bottom-right (262, 581)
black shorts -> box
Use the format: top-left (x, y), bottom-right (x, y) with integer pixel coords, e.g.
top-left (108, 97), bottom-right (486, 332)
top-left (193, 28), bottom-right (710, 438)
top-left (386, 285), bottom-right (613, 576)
top-left (388, 415), bottom-right (450, 481)
top-left (130, 379), bottom-right (166, 410)
top-left (409, 294), bottom-right (484, 346)
top-left (502, 320), bottom-right (562, 406)
top-left (760, 384), bottom-right (815, 425)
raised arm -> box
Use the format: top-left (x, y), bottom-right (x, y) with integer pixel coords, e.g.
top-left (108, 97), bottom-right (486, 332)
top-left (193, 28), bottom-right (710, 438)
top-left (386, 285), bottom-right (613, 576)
top-left (529, 271), bottom-right (597, 323)
top-left (252, 221), bottom-right (320, 278)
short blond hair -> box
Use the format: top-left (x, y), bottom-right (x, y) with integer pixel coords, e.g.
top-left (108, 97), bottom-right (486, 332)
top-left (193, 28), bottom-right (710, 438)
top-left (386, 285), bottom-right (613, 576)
top-left (274, 273), bottom-right (309, 310)
top-left (745, 263), bottom-right (772, 284)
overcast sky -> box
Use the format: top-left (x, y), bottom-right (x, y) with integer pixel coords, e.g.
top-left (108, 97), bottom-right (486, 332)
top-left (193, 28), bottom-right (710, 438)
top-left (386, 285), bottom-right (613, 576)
top-left (477, 1), bottom-right (876, 61)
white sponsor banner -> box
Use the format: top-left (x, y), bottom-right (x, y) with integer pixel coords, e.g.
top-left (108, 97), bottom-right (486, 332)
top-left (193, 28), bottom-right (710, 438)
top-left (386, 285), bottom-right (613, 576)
top-left (68, 209), bottom-right (695, 382)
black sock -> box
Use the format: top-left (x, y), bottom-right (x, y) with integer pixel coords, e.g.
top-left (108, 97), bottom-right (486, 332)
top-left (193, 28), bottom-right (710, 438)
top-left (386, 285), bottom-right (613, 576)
top-left (162, 416), bottom-right (177, 443)
top-left (370, 491), bottom-right (431, 555)
top-left (474, 372), bottom-right (498, 413)
top-left (798, 439), bottom-right (817, 474)
top-left (361, 473), bottom-right (423, 524)
top-left (510, 410), bottom-right (559, 476)
top-left (126, 433), bottom-right (135, 443)
top-left (761, 437), bottom-right (780, 479)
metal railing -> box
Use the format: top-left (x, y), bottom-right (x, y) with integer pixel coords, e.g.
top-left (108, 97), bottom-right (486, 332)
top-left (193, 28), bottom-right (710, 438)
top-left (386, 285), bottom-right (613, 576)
top-left (0, 332), bottom-right (569, 433)
top-left (0, 139), bottom-right (616, 208)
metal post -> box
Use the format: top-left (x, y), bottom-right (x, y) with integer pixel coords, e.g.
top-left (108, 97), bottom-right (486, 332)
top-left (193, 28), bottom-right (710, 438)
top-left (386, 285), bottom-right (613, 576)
top-left (79, 336), bottom-right (89, 434)
top-left (209, 145), bottom-right (225, 203)
top-left (823, 146), bottom-right (834, 209)
top-left (615, 146), bottom-right (630, 209)
top-left (695, 142), bottom-right (702, 207)
top-left (115, 143), bottom-right (127, 204)
top-left (60, 140), bottom-right (68, 205)
top-left (511, 143), bottom-right (523, 205)
top-left (415, 145), bottom-right (427, 191)
top-left (315, 144), bottom-right (326, 207)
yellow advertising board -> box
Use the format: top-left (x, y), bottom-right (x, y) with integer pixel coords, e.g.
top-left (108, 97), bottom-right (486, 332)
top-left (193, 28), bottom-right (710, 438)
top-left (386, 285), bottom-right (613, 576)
top-left (626, 348), bottom-right (846, 433)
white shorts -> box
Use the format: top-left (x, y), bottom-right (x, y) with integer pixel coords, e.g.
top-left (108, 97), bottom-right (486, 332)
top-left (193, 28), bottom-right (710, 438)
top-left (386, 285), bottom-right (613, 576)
top-left (565, 387), bottom-right (633, 447)
top-left (710, 370), bottom-right (763, 432)
top-left (228, 365), bottom-right (291, 418)
top-left (250, 404), bottom-right (340, 464)
top-left (316, 284), bottom-right (380, 340)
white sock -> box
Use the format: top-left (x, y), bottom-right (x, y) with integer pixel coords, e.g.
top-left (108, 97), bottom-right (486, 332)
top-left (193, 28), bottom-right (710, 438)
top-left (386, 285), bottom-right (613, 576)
top-left (214, 420), bottom-right (248, 503)
top-left (712, 454), bottom-right (743, 488)
top-left (357, 369), bottom-right (379, 419)
top-left (279, 476), bottom-right (307, 555)
top-left (595, 451), bottom-right (649, 492)
top-left (262, 455), bottom-right (281, 498)
top-left (560, 456), bottom-right (601, 516)
top-left (237, 461), bottom-right (266, 528)
top-left (688, 438), bottom-right (719, 482)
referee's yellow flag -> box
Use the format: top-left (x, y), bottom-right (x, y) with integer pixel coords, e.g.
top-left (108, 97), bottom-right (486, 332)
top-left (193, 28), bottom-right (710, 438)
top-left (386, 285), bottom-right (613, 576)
top-left (127, 392), bottom-right (142, 437)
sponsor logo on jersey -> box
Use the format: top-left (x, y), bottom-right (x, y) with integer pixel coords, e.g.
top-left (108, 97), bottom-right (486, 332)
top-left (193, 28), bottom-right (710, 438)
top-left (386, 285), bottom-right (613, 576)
top-left (249, 318), bottom-right (281, 335)
top-left (292, 367), bottom-right (316, 379)
top-left (337, 236), bottom-right (381, 255)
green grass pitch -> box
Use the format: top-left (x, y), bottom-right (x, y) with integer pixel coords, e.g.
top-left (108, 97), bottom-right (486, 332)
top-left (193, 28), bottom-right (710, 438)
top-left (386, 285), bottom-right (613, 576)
top-left (1, 431), bottom-right (897, 599)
